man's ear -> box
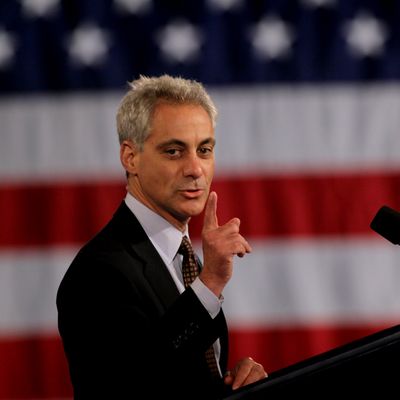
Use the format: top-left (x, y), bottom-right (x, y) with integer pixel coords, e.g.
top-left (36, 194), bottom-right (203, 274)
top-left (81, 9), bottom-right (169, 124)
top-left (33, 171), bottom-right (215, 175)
top-left (120, 140), bottom-right (140, 175)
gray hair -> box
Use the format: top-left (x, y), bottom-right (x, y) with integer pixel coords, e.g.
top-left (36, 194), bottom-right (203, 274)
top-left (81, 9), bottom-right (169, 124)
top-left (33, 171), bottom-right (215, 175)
top-left (116, 75), bottom-right (218, 150)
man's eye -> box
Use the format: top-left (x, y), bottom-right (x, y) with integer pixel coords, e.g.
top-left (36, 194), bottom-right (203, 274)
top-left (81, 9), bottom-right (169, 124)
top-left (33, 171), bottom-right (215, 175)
top-left (199, 147), bottom-right (213, 155)
top-left (165, 148), bottom-right (180, 156)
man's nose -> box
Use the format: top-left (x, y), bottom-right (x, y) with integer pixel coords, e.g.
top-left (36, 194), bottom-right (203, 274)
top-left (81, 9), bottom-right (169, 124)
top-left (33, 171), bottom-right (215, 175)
top-left (183, 153), bottom-right (203, 178)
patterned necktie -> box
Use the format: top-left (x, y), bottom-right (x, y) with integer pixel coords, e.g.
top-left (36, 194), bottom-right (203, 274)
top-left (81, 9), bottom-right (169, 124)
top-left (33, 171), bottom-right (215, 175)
top-left (178, 236), bottom-right (221, 379)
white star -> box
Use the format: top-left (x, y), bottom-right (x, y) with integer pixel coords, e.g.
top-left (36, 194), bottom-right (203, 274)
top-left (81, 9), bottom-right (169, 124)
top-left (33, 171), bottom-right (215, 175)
top-left (300, 0), bottom-right (336, 8)
top-left (114, 0), bottom-right (152, 14)
top-left (249, 16), bottom-right (294, 60)
top-left (0, 29), bottom-right (16, 69)
top-left (156, 20), bottom-right (203, 63)
top-left (67, 24), bottom-right (110, 67)
top-left (343, 12), bottom-right (387, 57)
top-left (207, 0), bottom-right (243, 12)
top-left (21, 0), bottom-right (59, 18)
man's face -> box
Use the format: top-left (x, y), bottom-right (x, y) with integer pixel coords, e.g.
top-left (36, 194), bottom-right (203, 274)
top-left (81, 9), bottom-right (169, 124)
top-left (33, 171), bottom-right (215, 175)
top-left (129, 102), bottom-right (215, 229)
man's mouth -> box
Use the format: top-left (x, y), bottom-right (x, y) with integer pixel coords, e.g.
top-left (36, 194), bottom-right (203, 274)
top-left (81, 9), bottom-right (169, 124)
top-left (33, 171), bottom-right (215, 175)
top-left (179, 188), bottom-right (205, 198)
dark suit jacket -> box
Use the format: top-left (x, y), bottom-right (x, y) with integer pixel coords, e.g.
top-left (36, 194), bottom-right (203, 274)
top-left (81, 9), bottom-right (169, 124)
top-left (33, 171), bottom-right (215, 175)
top-left (57, 201), bottom-right (230, 399)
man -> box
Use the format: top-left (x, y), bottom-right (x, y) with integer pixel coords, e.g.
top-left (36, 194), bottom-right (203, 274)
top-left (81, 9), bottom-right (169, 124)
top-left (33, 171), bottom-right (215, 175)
top-left (57, 75), bottom-right (267, 399)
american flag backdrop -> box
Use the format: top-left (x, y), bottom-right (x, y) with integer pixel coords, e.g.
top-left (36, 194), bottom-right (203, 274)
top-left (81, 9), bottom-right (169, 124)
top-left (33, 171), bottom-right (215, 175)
top-left (2, 0), bottom-right (400, 398)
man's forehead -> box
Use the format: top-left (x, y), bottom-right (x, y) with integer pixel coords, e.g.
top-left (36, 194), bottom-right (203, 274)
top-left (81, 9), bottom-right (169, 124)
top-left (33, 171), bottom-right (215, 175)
top-left (155, 136), bottom-right (215, 146)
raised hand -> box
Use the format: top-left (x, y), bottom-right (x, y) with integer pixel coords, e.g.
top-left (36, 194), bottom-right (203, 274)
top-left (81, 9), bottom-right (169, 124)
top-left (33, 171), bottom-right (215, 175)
top-left (199, 191), bottom-right (252, 297)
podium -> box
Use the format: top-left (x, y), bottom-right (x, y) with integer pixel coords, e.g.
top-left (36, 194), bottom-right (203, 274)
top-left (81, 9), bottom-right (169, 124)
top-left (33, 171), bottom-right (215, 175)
top-left (222, 324), bottom-right (400, 398)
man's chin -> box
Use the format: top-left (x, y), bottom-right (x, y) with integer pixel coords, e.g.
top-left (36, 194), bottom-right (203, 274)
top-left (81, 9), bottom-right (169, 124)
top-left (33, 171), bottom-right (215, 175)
top-left (179, 200), bottom-right (207, 218)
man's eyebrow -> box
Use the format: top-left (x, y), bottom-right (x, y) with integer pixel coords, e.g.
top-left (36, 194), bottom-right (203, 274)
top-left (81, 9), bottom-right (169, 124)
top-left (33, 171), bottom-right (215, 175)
top-left (200, 138), bottom-right (216, 146)
top-left (156, 139), bottom-right (186, 149)
top-left (156, 137), bottom-right (216, 149)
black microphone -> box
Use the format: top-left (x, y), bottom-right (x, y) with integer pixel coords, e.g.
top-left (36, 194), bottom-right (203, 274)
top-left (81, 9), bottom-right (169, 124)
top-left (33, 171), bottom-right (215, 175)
top-left (370, 205), bottom-right (400, 245)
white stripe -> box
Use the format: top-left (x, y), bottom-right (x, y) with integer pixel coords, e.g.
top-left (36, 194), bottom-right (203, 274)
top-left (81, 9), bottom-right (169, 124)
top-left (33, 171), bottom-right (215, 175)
top-left (213, 84), bottom-right (400, 175)
top-left (196, 238), bottom-right (400, 327)
top-left (1, 240), bottom-right (397, 335)
top-left (0, 247), bottom-right (77, 336)
top-left (2, 84), bottom-right (400, 182)
top-left (0, 93), bottom-right (122, 183)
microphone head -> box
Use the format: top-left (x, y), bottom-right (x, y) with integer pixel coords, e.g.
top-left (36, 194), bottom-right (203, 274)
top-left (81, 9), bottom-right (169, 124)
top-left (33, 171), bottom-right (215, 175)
top-left (370, 205), bottom-right (400, 245)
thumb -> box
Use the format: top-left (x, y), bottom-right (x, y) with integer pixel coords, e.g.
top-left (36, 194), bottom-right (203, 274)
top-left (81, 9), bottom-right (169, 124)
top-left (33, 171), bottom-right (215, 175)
top-left (203, 191), bottom-right (218, 231)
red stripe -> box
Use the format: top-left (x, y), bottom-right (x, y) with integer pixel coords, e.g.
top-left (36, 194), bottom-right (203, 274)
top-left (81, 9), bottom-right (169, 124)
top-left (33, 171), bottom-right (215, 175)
top-left (228, 322), bottom-right (396, 373)
top-left (0, 334), bottom-right (72, 399)
top-left (0, 181), bottom-right (126, 248)
top-left (0, 324), bottom-right (394, 399)
top-left (1, 171), bottom-right (400, 247)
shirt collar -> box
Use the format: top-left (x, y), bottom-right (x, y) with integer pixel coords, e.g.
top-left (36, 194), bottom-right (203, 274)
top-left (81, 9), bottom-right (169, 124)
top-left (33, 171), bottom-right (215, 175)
top-left (124, 192), bottom-right (188, 265)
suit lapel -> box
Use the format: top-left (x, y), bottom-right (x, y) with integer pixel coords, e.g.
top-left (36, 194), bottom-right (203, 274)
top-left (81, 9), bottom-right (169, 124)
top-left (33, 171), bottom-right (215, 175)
top-left (131, 236), bottom-right (180, 309)
top-left (112, 202), bottom-right (180, 310)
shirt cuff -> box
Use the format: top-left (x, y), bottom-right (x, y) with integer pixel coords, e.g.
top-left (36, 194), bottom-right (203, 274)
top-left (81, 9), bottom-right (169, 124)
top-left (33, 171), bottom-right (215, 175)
top-left (191, 277), bottom-right (223, 319)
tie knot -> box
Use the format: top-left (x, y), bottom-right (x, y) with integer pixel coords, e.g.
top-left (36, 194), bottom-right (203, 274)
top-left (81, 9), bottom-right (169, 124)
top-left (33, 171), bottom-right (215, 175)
top-left (178, 236), bottom-right (194, 257)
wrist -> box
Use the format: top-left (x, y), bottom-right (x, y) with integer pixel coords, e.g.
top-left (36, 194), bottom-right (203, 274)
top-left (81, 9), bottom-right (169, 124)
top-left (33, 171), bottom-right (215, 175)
top-left (198, 269), bottom-right (228, 298)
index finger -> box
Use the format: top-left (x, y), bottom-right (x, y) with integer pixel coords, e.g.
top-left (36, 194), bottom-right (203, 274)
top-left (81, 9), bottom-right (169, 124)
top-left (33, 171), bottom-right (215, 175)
top-left (203, 191), bottom-right (218, 231)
